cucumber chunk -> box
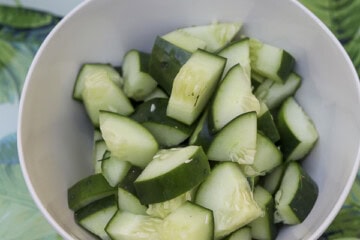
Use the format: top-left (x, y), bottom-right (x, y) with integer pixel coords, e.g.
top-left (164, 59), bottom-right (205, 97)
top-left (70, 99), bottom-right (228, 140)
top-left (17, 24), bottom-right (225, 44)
top-left (73, 63), bottom-right (123, 101)
top-left (131, 98), bottom-right (194, 147)
top-left (93, 140), bottom-right (107, 174)
top-left (117, 187), bottom-right (147, 215)
top-left (209, 64), bottom-right (260, 132)
top-left (149, 36), bottom-right (192, 94)
top-left (207, 112), bottom-right (257, 164)
top-left (160, 201), bottom-right (214, 240)
top-left (167, 49), bottom-right (226, 125)
top-left (81, 69), bottom-right (134, 127)
top-left (188, 108), bottom-right (213, 152)
top-left (242, 133), bottom-right (282, 177)
top-left (249, 186), bottom-right (278, 240)
top-left (250, 38), bottom-right (295, 83)
top-left (274, 162), bottom-right (318, 224)
top-left (74, 195), bottom-right (117, 240)
top-left (105, 211), bottom-right (162, 240)
top-left (144, 87), bottom-right (168, 101)
top-left (122, 49), bottom-right (158, 101)
top-left (101, 153), bottom-right (131, 187)
top-left (134, 146), bottom-right (210, 204)
top-left (118, 166), bottom-right (143, 196)
top-left (195, 162), bottom-right (262, 239)
top-left (261, 164), bottom-right (287, 195)
top-left (179, 22), bottom-right (242, 52)
top-left (99, 111), bottom-right (159, 168)
top-left (257, 101), bottom-right (280, 143)
top-left (277, 97), bottom-right (319, 161)
top-left (162, 30), bottom-right (207, 53)
top-left (68, 174), bottom-right (116, 212)
top-left (224, 227), bottom-right (252, 240)
top-left (255, 72), bottom-right (301, 110)
top-left (146, 188), bottom-right (196, 219)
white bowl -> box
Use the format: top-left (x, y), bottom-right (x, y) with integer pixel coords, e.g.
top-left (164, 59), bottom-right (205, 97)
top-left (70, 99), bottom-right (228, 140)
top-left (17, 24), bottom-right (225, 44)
top-left (18, 0), bottom-right (360, 239)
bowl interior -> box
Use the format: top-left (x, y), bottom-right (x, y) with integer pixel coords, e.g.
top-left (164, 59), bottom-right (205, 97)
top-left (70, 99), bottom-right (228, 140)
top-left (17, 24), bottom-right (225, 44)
top-left (18, 0), bottom-right (360, 239)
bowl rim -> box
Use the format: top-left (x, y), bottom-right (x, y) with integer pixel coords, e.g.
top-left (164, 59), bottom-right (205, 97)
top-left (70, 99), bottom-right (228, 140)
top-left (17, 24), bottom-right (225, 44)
top-left (17, 0), bottom-right (360, 239)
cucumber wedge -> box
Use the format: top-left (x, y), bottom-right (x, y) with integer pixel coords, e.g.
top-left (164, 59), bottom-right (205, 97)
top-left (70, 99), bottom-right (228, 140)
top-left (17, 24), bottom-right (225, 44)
top-left (167, 49), bottom-right (226, 125)
top-left (134, 146), bottom-right (210, 204)
top-left (122, 49), bottom-right (158, 101)
top-left (207, 112), bottom-right (257, 164)
top-left (68, 174), bottom-right (116, 212)
top-left (74, 195), bottom-right (117, 240)
top-left (117, 187), bottom-right (147, 215)
top-left (99, 111), bottom-right (159, 168)
top-left (81, 69), bottom-right (134, 127)
top-left (257, 101), bottom-right (280, 143)
top-left (149, 36), bottom-right (192, 94)
top-left (162, 30), bottom-right (207, 53)
top-left (144, 87), bottom-right (168, 101)
top-left (93, 140), bottom-right (107, 174)
top-left (160, 201), bottom-right (214, 240)
top-left (224, 227), bottom-right (251, 240)
top-left (277, 97), bottom-right (318, 161)
top-left (101, 153), bottom-right (131, 187)
top-left (188, 108), bottom-right (213, 152)
top-left (73, 63), bottom-right (123, 101)
top-left (105, 211), bottom-right (162, 240)
top-left (209, 64), bottom-right (260, 132)
top-left (261, 164), bottom-right (286, 195)
top-left (179, 22), bottom-right (242, 52)
top-left (250, 38), bottom-right (295, 83)
top-left (274, 162), bottom-right (318, 224)
top-left (195, 162), bottom-right (262, 239)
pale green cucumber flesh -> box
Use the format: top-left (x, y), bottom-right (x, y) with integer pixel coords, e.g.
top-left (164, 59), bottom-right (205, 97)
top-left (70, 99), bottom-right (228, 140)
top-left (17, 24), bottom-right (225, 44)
top-left (134, 146), bottom-right (210, 204)
top-left (118, 187), bottom-right (147, 215)
top-left (149, 36), bottom-right (192, 94)
top-left (93, 140), bottom-right (107, 174)
top-left (209, 64), bottom-right (259, 132)
top-left (74, 195), bottom-right (117, 240)
top-left (261, 164), bottom-right (286, 195)
top-left (160, 201), bottom-right (214, 240)
top-left (99, 111), bottom-right (159, 168)
top-left (274, 162), bottom-right (318, 224)
top-left (167, 49), bottom-right (226, 125)
top-left (195, 162), bottom-right (262, 239)
top-left (101, 155), bottom-right (131, 187)
top-left (68, 174), bottom-right (116, 211)
top-left (225, 227), bottom-right (252, 240)
top-left (144, 87), bottom-right (168, 101)
top-left (162, 30), bottom-right (207, 53)
top-left (207, 112), bottom-right (257, 164)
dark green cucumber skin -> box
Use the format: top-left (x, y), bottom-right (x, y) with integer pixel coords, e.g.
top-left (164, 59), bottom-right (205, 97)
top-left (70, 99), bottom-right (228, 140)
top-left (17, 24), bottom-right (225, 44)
top-left (74, 195), bottom-right (117, 223)
top-left (189, 110), bottom-right (214, 152)
top-left (277, 50), bottom-right (295, 82)
top-left (276, 101), bottom-right (300, 160)
top-left (118, 166), bottom-right (143, 197)
top-left (68, 174), bottom-right (116, 211)
top-left (288, 162), bottom-right (319, 222)
top-left (149, 36), bottom-right (192, 94)
top-left (134, 147), bottom-right (210, 205)
top-left (137, 50), bottom-right (151, 73)
top-left (258, 110), bottom-right (280, 143)
top-left (131, 98), bottom-right (194, 135)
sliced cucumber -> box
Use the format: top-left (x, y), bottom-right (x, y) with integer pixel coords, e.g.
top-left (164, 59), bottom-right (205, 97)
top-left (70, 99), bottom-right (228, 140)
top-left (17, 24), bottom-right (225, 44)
top-left (146, 188), bottom-right (196, 218)
top-left (160, 201), bottom-right (214, 240)
top-left (162, 30), bottom-right (207, 53)
top-left (101, 153), bottom-right (131, 187)
top-left (195, 162), bottom-right (262, 239)
top-left (81, 69), bottom-right (134, 127)
top-left (122, 49), bottom-right (158, 101)
top-left (250, 38), bottom-right (295, 83)
top-left (209, 64), bottom-right (259, 132)
top-left (93, 140), bottom-right (107, 174)
top-left (68, 174), bottom-right (116, 211)
top-left (73, 63), bottom-right (123, 101)
top-left (207, 112), bottom-right (257, 164)
top-left (274, 162), bottom-right (318, 224)
top-left (242, 133), bottom-right (282, 177)
top-left (179, 22), bottom-right (242, 52)
top-left (134, 146), bottom-right (210, 204)
top-left (105, 211), bottom-right (162, 240)
top-left (144, 87), bottom-right (168, 101)
top-left (118, 166), bottom-right (143, 196)
top-left (277, 97), bottom-right (318, 161)
top-left (217, 38), bottom-right (251, 79)
top-left (188, 108), bottom-right (213, 152)
top-left (74, 195), bottom-right (117, 240)
top-left (249, 186), bottom-right (277, 240)
top-left (167, 49), bottom-right (226, 125)
top-left (149, 36), bottom-right (192, 94)
top-left (254, 72), bottom-right (301, 110)
top-left (224, 227), bottom-right (252, 240)
top-left (131, 98), bottom-right (194, 147)
top-left (261, 164), bottom-right (286, 195)
top-left (257, 101), bottom-right (280, 143)
top-left (99, 111), bottom-right (159, 168)
top-left (117, 187), bottom-right (147, 215)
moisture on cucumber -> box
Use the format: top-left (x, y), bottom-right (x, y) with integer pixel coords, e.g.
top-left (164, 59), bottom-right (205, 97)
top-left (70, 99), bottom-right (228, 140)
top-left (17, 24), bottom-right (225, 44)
top-left (69, 21), bottom-right (320, 240)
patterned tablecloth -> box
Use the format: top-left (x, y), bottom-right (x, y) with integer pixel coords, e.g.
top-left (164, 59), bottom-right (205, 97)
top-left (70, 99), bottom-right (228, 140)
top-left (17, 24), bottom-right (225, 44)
top-left (0, 1), bottom-right (359, 239)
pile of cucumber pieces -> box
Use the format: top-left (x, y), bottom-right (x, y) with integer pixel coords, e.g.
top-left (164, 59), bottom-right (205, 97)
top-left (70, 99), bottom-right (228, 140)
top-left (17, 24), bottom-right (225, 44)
top-left (68, 22), bottom-right (319, 240)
